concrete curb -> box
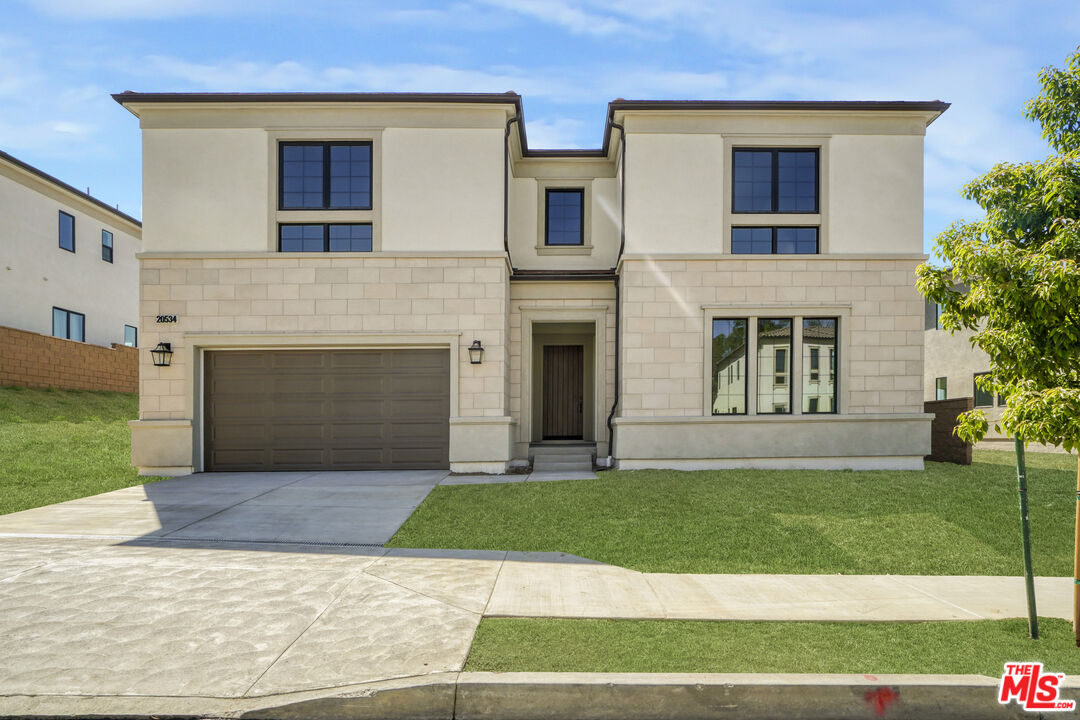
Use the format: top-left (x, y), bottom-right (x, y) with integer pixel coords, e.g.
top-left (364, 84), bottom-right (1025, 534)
top-left (4, 671), bottom-right (1078, 720)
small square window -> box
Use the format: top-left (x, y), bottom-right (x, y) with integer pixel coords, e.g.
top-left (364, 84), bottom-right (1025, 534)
top-left (545, 189), bottom-right (584, 246)
top-left (124, 325), bottom-right (137, 347)
top-left (280, 142), bottom-right (372, 210)
top-left (101, 229), bottom-right (114, 263)
top-left (733, 148), bottom-right (818, 214)
top-left (59, 211), bottom-right (75, 252)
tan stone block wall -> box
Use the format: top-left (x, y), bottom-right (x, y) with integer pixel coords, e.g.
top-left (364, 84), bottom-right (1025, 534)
top-left (138, 255), bottom-right (509, 421)
top-left (0, 324), bottom-right (138, 393)
top-left (619, 257), bottom-right (924, 416)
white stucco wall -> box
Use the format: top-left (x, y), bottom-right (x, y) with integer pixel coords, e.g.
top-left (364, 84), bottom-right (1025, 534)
top-left (0, 163), bottom-right (140, 347)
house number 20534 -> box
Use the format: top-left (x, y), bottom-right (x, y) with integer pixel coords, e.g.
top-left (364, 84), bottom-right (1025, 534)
top-left (156, 315), bottom-right (178, 324)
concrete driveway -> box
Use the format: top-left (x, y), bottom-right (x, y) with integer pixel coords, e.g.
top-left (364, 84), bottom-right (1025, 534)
top-left (0, 470), bottom-right (448, 544)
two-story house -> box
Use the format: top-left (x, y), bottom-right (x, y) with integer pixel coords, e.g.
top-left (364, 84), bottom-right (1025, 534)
top-left (114, 92), bottom-right (946, 476)
top-left (0, 150), bottom-right (141, 348)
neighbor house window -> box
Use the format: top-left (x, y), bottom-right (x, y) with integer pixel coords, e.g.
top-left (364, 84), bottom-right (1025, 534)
top-left (545, 189), bottom-right (584, 246)
top-left (935, 377), bottom-right (947, 401)
top-left (757, 318), bottom-right (792, 414)
top-left (733, 148), bottom-right (818, 213)
top-left (711, 318), bottom-right (748, 415)
top-left (934, 302), bottom-right (943, 330)
top-left (101, 229), bottom-right (113, 263)
top-left (732, 227), bottom-right (818, 254)
top-left (974, 372), bottom-right (994, 407)
top-left (58, 211), bottom-right (75, 252)
top-left (279, 142), bottom-right (372, 210)
top-left (802, 318), bottom-right (837, 413)
top-left (52, 307), bottom-right (84, 342)
top-left (279, 224), bottom-right (373, 252)
top-left (124, 325), bottom-right (137, 347)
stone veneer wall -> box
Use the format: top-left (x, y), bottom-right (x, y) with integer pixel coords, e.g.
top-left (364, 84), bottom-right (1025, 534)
top-left (618, 257), bottom-right (925, 416)
top-left (0, 325), bottom-right (138, 393)
top-left (138, 255), bottom-right (509, 421)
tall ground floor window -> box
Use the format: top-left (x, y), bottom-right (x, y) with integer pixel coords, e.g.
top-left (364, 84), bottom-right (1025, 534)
top-left (710, 314), bottom-right (839, 416)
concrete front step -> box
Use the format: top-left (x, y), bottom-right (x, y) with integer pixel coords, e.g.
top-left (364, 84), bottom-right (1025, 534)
top-left (530, 443), bottom-right (597, 457)
top-left (532, 455), bottom-right (593, 472)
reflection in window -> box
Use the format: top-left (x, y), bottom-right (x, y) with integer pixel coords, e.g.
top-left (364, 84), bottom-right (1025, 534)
top-left (279, 224), bottom-right (372, 252)
top-left (52, 307), bottom-right (85, 342)
top-left (124, 324), bottom-right (137, 347)
top-left (280, 142), bottom-right (372, 209)
top-left (802, 318), bottom-right (837, 413)
top-left (935, 377), bottom-right (947, 401)
top-left (757, 318), bottom-right (792, 414)
top-left (711, 318), bottom-right (747, 415)
top-left (732, 227), bottom-right (818, 254)
top-left (59, 211), bottom-right (75, 252)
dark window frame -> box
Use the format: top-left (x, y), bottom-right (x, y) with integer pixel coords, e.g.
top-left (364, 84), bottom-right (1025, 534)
top-left (58, 211), bottom-right (75, 252)
top-left (802, 317), bottom-right (839, 415)
top-left (278, 141), bottom-right (373, 211)
top-left (974, 372), bottom-right (994, 407)
top-left (732, 147), bottom-right (820, 214)
top-left (544, 188), bottom-right (585, 246)
top-left (52, 306), bottom-right (85, 342)
top-left (101, 229), bottom-right (114, 263)
top-left (124, 324), bottom-right (138, 347)
top-left (756, 317), bottom-right (794, 415)
top-left (711, 317), bottom-right (749, 417)
top-left (935, 376), bottom-right (947, 401)
top-left (278, 223), bottom-right (374, 253)
top-left (731, 226), bottom-right (819, 254)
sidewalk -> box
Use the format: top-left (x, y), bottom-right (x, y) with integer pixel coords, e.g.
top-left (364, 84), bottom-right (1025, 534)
top-left (0, 534), bottom-right (1071, 716)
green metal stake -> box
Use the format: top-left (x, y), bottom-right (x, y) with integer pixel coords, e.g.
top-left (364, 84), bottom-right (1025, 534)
top-left (1015, 435), bottom-right (1039, 639)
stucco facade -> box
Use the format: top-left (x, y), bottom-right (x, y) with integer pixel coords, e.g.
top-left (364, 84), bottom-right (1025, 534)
top-left (117, 92), bottom-right (946, 475)
top-left (0, 151), bottom-right (141, 348)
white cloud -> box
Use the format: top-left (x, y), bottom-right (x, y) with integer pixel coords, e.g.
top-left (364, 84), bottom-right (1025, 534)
top-left (522, 117), bottom-right (587, 149)
top-left (474, 0), bottom-right (639, 36)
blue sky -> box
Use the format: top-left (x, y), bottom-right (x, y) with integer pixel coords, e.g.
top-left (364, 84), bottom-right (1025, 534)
top-left (2, 0), bottom-right (1078, 253)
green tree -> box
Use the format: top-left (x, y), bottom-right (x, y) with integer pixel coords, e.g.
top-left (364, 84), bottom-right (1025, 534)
top-left (917, 48), bottom-right (1080, 642)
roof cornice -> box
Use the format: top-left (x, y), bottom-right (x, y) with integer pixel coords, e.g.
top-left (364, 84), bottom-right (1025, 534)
top-left (0, 149), bottom-right (142, 229)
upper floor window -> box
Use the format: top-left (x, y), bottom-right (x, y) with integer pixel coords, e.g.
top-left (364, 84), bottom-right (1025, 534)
top-left (58, 211), bottom-right (75, 252)
top-left (545, 189), bottom-right (584, 246)
top-left (279, 223), bottom-right (373, 252)
top-left (101, 229), bottom-right (114, 263)
top-left (52, 307), bottom-right (84, 342)
top-left (733, 148), bottom-right (818, 213)
top-left (732, 227), bottom-right (818, 254)
top-left (124, 325), bottom-right (137, 347)
top-left (279, 142), bottom-right (372, 210)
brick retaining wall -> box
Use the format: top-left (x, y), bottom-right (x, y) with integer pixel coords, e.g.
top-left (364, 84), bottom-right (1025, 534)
top-left (0, 325), bottom-right (138, 393)
top-left (924, 397), bottom-right (974, 465)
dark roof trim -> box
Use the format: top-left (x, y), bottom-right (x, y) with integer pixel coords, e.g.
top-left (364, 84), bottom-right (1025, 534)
top-left (112, 92), bottom-right (950, 160)
top-left (511, 269), bottom-right (617, 282)
top-left (0, 149), bottom-right (142, 227)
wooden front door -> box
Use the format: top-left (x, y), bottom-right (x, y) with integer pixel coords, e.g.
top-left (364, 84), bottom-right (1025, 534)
top-left (542, 345), bottom-right (584, 439)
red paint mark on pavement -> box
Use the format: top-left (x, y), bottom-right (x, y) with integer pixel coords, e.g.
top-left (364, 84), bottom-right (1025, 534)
top-left (864, 686), bottom-right (900, 716)
top-left (864, 674), bottom-right (878, 681)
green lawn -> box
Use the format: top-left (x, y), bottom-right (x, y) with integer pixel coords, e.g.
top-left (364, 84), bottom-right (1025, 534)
top-left (0, 386), bottom-right (159, 515)
top-left (466, 617), bottom-right (1080, 676)
top-left (389, 450), bottom-right (1079, 576)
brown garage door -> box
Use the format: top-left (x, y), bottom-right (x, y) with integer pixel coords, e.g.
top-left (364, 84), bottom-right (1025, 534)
top-left (204, 349), bottom-right (450, 471)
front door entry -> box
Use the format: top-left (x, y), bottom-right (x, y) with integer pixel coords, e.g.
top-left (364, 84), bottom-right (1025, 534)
top-left (542, 344), bottom-right (584, 439)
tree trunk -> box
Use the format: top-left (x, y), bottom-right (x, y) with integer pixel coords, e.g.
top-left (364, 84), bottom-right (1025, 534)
top-left (1074, 451), bottom-right (1079, 646)
top-left (1015, 436), bottom-right (1039, 639)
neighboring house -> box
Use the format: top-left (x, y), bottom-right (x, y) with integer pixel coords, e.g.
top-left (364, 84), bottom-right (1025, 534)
top-left (923, 297), bottom-right (1063, 452)
top-left (0, 150), bottom-right (141, 348)
top-left (115, 92), bottom-right (947, 476)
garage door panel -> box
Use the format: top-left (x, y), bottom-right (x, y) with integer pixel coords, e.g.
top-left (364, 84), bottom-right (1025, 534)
top-left (205, 349), bottom-right (450, 471)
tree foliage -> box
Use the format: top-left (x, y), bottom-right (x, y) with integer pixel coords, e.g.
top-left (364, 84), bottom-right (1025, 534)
top-left (916, 48), bottom-right (1080, 451)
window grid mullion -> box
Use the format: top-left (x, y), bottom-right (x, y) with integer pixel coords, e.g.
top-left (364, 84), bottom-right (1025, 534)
top-left (771, 150), bottom-right (779, 213)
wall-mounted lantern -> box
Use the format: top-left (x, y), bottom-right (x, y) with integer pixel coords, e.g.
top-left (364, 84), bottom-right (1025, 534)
top-left (468, 340), bottom-right (485, 365)
top-left (150, 342), bottom-right (173, 367)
